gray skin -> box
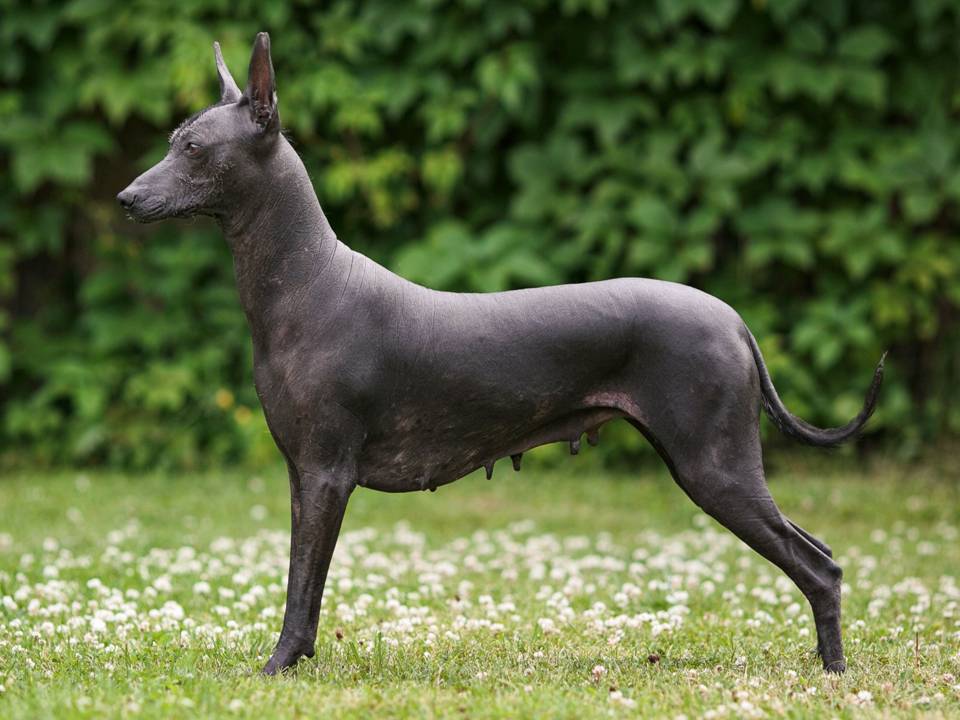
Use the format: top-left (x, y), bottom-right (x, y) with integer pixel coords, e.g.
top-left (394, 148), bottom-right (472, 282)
top-left (118, 33), bottom-right (885, 676)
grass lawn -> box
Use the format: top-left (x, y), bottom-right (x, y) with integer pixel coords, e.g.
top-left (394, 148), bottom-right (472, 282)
top-left (1, 454), bottom-right (959, 718)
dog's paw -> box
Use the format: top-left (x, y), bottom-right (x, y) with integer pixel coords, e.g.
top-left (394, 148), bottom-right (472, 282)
top-left (261, 641), bottom-right (315, 675)
top-left (823, 659), bottom-right (846, 674)
top-left (260, 655), bottom-right (289, 676)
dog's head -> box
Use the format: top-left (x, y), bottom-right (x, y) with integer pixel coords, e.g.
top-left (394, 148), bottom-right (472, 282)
top-left (117, 33), bottom-right (281, 222)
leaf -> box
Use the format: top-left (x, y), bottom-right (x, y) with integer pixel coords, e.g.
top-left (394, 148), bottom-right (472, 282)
top-left (843, 68), bottom-right (887, 107)
top-left (627, 195), bottom-right (677, 235)
top-left (788, 21), bottom-right (827, 55)
top-left (694, 0), bottom-right (740, 30)
top-left (422, 148), bottom-right (464, 193)
top-left (903, 190), bottom-right (940, 224)
top-left (837, 26), bottom-right (895, 62)
top-left (476, 43), bottom-right (540, 114)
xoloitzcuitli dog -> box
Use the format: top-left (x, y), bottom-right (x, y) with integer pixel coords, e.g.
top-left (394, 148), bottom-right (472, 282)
top-left (118, 33), bottom-right (885, 675)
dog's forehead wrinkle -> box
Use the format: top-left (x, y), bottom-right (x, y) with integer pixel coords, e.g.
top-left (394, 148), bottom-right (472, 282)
top-left (170, 110), bottom-right (207, 145)
top-left (170, 103), bottom-right (237, 145)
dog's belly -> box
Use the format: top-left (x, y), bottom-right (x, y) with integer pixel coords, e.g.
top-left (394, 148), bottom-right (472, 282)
top-left (355, 404), bottom-right (628, 492)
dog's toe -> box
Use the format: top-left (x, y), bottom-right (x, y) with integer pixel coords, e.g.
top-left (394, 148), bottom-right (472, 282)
top-left (823, 659), bottom-right (846, 674)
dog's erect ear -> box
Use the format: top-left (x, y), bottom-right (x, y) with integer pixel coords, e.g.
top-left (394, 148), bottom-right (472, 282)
top-left (214, 41), bottom-right (242, 104)
top-left (244, 32), bottom-right (279, 133)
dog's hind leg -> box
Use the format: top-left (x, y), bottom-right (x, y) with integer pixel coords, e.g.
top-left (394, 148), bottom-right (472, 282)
top-left (670, 443), bottom-right (846, 673)
top-left (788, 519), bottom-right (833, 558)
top-left (262, 461), bottom-right (355, 675)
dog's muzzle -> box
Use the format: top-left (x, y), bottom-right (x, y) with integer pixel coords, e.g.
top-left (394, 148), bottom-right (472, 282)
top-left (117, 188), bottom-right (169, 222)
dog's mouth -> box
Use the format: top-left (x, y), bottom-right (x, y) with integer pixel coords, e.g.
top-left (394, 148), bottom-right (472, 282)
top-left (125, 196), bottom-right (170, 224)
top-left (127, 198), bottom-right (206, 223)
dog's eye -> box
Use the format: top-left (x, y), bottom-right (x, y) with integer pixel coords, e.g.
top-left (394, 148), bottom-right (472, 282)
top-left (184, 142), bottom-right (201, 157)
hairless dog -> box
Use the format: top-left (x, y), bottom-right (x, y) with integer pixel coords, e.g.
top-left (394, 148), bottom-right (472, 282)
top-left (118, 33), bottom-right (885, 676)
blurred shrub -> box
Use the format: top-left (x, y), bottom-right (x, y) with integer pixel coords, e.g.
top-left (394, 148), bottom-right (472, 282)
top-left (1, 0), bottom-right (958, 469)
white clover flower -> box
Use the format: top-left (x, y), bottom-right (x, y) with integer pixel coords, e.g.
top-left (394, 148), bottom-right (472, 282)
top-left (608, 690), bottom-right (636, 709)
top-left (161, 601), bottom-right (184, 621)
top-left (537, 618), bottom-right (557, 634)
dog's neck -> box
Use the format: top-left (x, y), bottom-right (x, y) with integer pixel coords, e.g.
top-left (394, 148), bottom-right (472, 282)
top-left (219, 139), bottom-right (349, 348)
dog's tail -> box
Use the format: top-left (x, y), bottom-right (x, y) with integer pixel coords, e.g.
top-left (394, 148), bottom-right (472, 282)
top-left (745, 328), bottom-right (886, 448)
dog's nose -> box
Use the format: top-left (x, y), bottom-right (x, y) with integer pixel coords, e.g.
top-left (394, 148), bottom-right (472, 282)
top-left (117, 189), bottom-right (138, 209)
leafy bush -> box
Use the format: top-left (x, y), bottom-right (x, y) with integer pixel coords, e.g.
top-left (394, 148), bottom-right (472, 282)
top-left (1, 0), bottom-right (958, 469)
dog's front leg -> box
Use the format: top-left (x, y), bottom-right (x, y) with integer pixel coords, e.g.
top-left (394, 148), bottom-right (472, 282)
top-left (262, 463), bottom-right (355, 675)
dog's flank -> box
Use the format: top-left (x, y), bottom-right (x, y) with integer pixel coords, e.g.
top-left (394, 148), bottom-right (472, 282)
top-left (118, 33), bottom-right (884, 677)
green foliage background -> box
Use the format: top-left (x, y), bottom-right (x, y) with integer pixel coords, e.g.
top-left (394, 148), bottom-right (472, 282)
top-left (1, 0), bottom-right (958, 470)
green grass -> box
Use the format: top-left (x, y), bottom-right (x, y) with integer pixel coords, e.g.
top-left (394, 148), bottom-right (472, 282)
top-left (1, 456), bottom-right (959, 718)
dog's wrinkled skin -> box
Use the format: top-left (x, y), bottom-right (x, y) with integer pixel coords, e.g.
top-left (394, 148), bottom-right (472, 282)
top-left (119, 33), bottom-right (885, 676)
